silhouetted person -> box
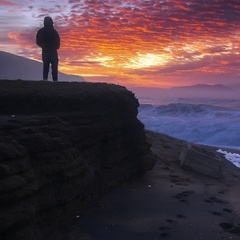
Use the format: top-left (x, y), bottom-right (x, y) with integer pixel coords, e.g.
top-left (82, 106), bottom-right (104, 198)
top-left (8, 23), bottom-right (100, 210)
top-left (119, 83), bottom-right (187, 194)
top-left (36, 16), bottom-right (60, 81)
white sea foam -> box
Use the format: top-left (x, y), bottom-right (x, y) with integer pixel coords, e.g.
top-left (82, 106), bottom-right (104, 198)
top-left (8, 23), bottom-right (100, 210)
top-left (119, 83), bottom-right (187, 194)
top-left (217, 149), bottom-right (240, 168)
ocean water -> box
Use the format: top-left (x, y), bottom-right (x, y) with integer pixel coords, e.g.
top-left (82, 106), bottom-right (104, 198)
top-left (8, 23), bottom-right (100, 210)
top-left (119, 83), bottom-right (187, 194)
top-left (137, 96), bottom-right (240, 149)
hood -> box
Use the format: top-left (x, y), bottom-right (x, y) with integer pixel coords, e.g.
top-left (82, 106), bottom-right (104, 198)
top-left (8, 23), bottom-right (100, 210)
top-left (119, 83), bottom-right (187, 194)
top-left (44, 16), bottom-right (54, 27)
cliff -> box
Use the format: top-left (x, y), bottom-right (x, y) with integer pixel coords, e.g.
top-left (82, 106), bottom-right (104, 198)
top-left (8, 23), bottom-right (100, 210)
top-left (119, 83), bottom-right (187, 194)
top-left (0, 80), bottom-right (155, 240)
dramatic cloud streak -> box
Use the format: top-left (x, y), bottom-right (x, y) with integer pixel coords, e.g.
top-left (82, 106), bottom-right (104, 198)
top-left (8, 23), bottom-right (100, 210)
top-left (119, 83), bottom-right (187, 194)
top-left (1, 0), bottom-right (240, 86)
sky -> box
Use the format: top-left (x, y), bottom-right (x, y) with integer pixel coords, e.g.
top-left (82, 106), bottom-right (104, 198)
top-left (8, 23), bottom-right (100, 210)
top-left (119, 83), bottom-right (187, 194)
top-left (1, 0), bottom-right (240, 87)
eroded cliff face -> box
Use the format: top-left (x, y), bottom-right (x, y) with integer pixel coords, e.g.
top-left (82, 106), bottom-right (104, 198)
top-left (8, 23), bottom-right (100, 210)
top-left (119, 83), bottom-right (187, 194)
top-left (0, 80), bottom-right (154, 240)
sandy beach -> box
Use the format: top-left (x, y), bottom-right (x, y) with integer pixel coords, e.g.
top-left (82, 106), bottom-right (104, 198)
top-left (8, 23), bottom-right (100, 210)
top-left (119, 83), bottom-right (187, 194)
top-left (68, 131), bottom-right (240, 240)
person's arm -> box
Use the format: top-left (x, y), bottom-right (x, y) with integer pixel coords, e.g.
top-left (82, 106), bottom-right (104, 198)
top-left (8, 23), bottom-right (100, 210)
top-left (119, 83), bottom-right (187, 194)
top-left (36, 30), bottom-right (43, 48)
top-left (56, 31), bottom-right (60, 49)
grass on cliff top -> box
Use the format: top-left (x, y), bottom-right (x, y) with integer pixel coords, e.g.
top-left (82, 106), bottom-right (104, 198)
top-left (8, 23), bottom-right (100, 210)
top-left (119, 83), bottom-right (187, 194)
top-left (0, 80), bottom-right (129, 98)
top-left (0, 80), bottom-right (138, 114)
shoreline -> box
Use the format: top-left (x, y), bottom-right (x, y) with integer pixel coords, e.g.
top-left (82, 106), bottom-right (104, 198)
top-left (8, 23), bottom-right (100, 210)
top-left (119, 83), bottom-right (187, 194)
top-left (67, 130), bottom-right (240, 240)
top-left (146, 130), bottom-right (240, 169)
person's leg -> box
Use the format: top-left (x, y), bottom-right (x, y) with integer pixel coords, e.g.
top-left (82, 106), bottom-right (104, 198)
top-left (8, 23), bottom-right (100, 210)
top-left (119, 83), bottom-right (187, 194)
top-left (42, 52), bottom-right (50, 80)
top-left (51, 52), bottom-right (59, 81)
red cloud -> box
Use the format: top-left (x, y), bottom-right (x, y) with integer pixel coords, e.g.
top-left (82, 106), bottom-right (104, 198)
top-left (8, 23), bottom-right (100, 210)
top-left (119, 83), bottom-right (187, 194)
top-left (0, 0), bottom-right (19, 6)
top-left (3, 0), bottom-right (240, 87)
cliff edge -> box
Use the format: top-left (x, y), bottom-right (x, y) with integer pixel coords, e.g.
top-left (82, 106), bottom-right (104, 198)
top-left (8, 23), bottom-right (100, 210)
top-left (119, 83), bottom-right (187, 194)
top-left (0, 80), bottom-right (154, 240)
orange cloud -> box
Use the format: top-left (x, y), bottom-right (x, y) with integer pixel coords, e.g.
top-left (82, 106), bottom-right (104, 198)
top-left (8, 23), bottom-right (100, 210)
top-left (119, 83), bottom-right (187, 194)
top-left (2, 0), bottom-right (240, 87)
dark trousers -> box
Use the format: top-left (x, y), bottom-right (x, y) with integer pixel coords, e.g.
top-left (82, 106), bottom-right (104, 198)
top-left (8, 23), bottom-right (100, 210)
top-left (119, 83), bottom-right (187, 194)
top-left (42, 51), bottom-right (59, 81)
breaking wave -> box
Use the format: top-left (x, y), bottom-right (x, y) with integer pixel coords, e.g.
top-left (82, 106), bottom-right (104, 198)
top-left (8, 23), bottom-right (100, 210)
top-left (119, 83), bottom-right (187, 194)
top-left (138, 103), bottom-right (240, 147)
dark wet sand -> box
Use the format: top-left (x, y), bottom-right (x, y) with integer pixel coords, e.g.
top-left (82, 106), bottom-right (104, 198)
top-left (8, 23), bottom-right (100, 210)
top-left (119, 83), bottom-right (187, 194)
top-left (68, 131), bottom-right (240, 240)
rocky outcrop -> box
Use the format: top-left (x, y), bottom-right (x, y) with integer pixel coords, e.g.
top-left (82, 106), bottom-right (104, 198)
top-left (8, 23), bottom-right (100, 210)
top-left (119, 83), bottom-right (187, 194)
top-left (179, 143), bottom-right (240, 179)
top-left (147, 130), bottom-right (240, 180)
top-left (179, 144), bottom-right (223, 179)
top-left (0, 80), bottom-right (154, 240)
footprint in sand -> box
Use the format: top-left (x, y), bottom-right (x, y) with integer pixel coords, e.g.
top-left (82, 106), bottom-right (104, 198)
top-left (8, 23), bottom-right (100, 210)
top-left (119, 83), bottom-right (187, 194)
top-left (211, 211), bottom-right (222, 216)
top-left (205, 196), bottom-right (228, 204)
top-left (160, 232), bottom-right (171, 238)
top-left (176, 214), bottom-right (187, 219)
top-left (158, 226), bottom-right (172, 238)
top-left (173, 190), bottom-right (195, 203)
top-left (159, 226), bottom-right (171, 231)
top-left (219, 222), bottom-right (240, 234)
top-left (210, 208), bottom-right (233, 217)
top-left (170, 174), bottom-right (190, 186)
top-left (160, 215), bottom-right (186, 238)
top-left (166, 219), bottom-right (177, 224)
top-left (223, 208), bottom-right (233, 213)
top-left (218, 190), bottom-right (226, 195)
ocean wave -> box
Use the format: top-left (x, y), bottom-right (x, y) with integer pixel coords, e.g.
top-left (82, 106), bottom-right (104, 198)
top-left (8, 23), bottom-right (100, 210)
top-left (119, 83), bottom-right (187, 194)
top-left (138, 103), bottom-right (240, 147)
top-left (139, 103), bottom-right (240, 119)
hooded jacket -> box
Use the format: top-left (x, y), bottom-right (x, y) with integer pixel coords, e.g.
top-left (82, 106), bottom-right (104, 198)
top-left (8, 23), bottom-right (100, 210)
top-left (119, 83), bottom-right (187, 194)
top-left (36, 17), bottom-right (60, 52)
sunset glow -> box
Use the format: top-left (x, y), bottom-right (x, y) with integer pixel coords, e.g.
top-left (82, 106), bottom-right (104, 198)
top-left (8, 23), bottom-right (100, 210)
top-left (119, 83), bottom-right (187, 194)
top-left (1, 0), bottom-right (240, 87)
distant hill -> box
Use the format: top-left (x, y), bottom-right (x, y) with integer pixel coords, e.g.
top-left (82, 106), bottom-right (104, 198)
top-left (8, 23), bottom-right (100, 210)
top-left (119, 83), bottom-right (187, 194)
top-left (129, 83), bottom-right (239, 103)
top-left (0, 51), bottom-right (85, 82)
top-left (130, 84), bottom-right (233, 96)
top-left (173, 84), bottom-right (232, 91)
